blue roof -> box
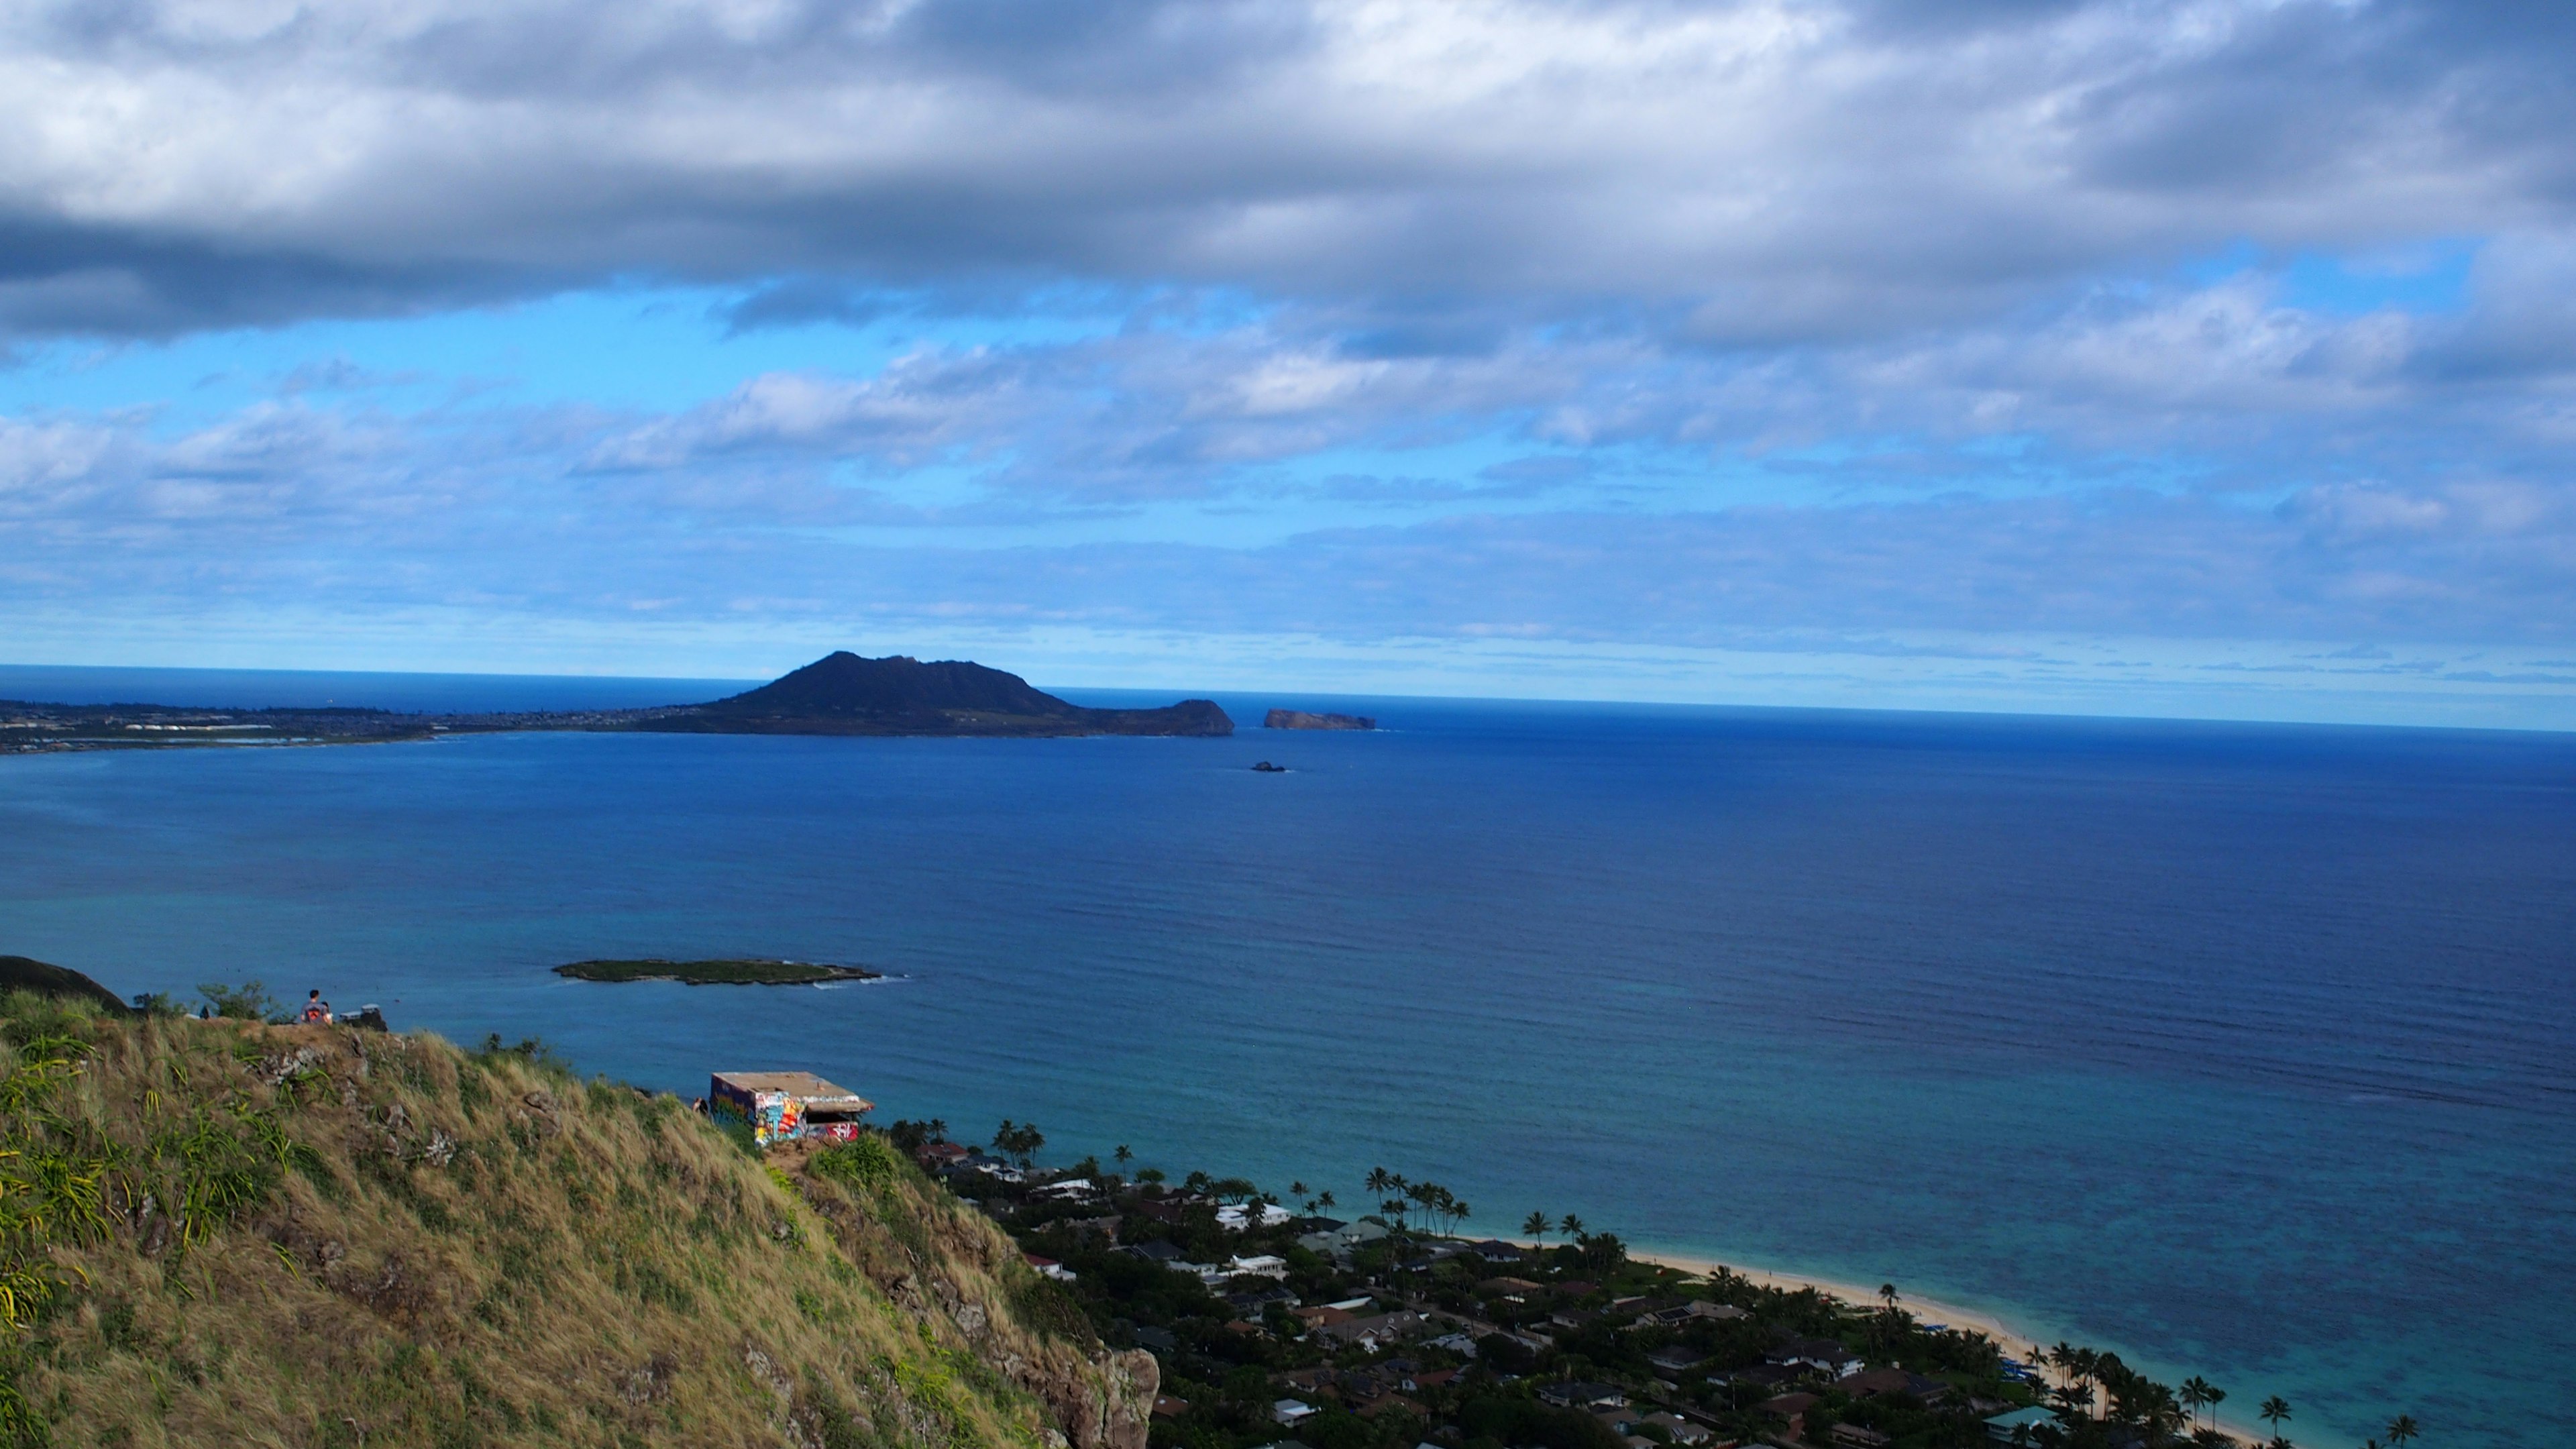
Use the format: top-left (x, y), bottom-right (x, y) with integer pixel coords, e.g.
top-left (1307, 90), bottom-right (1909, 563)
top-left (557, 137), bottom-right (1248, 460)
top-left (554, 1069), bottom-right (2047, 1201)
top-left (1984, 1406), bottom-right (2059, 1428)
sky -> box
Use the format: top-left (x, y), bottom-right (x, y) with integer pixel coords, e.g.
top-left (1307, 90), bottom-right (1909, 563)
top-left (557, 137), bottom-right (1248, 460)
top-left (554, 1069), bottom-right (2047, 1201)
top-left (3, 0), bottom-right (2574, 726)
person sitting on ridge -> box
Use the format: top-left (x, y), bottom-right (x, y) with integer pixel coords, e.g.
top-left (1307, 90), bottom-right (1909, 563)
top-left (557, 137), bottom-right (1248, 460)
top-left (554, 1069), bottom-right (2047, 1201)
top-left (301, 989), bottom-right (332, 1024)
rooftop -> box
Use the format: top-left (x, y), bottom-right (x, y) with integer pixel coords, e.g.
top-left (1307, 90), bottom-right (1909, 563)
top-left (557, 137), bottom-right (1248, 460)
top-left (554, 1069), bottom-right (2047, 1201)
top-left (708, 1071), bottom-right (873, 1110)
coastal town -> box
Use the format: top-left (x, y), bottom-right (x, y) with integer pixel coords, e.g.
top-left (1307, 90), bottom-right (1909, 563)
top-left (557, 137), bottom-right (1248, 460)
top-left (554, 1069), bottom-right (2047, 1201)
top-left (712, 1071), bottom-right (2390, 1449)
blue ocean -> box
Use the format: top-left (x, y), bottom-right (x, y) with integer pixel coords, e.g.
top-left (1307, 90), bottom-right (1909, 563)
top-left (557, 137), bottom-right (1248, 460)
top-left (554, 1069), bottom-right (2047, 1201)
top-left (3, 665), bottom-right (2571, 1446)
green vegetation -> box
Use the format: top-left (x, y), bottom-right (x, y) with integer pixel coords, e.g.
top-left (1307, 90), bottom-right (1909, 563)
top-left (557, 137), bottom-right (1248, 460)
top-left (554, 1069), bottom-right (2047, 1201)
top-left (0, 987), bottom-right (1148, 1448)
top-left (911, 1139), bottom-right (2418, 1449)
top-left (553, 959), bottom-right (881, 985)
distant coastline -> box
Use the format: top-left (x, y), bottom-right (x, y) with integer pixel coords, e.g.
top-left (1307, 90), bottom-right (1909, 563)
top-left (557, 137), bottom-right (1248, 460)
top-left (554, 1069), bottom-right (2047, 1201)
top-left (0, 650), bottom-right (1233, 751)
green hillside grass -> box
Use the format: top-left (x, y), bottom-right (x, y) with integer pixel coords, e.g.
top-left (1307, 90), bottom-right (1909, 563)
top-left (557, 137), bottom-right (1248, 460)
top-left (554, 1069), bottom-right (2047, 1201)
top-left (0, 990), bottom-right (1151, 1449)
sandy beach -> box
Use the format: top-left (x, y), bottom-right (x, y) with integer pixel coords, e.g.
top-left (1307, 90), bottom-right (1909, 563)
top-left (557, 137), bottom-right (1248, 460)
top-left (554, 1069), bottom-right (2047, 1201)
top-left (1616, 1246), bottom-right (2258, 1444)
top-left (1623, 1246), bottom-right (2055, 1364)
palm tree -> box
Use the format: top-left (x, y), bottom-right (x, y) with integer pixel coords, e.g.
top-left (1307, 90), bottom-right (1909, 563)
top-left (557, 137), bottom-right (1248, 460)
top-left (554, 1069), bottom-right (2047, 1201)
top-left (2384, 1415), bottom-right (2418, 1448)
top-left (2258, 1395), bottom-right (2292, 1442)
top-left (1114, 1144), bottom-right (1133, 1165)
top-left (1316, 1190), bottom-right (1334, 1210)
top-left (2203, 1384), bottom-right (2227, 1434)
top-left (1523, 1210), bottom-right (1551, 1250)
top-left (1560, 1213), bottom-right (1584, 1238)
top-left (926, 1118), bottom-right (949, 1142)
top-left (2179, 1378), bottom-right (2213, 1432)
top-left (1364, 1167), bottom-right (1392, 1201)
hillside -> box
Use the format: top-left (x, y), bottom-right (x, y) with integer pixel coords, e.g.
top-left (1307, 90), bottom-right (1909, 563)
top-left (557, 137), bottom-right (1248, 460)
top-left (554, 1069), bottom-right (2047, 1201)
top-left (0, 987), bottom-right (1152, 1449)
top-left (639, 654), bottom-right (1232, 738)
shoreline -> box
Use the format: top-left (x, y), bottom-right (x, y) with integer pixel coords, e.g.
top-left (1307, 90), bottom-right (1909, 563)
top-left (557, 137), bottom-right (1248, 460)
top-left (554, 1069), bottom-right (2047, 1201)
top-left (1615, 1244), bottom-right (2257, 1445)
top-left (1624, 1246), bottom-right (2053, 1364)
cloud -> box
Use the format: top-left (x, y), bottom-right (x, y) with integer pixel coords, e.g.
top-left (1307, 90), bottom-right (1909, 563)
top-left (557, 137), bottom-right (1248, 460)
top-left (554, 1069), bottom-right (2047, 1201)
top-left (5, 0), bottom-right (2575, 702)
top-left (7, 378), bottom-right (2573, 655)
top-left (0, 0), bottom-right (2569, 344)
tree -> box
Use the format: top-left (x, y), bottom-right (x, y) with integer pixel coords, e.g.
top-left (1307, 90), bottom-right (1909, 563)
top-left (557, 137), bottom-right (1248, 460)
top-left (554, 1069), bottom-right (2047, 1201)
top-left (2384, 1415), bottom-right (2418, 1448)
top-left (198, 980), bottom-right (289, 1022)
top-left (1560, 1213), bottom-right (1584, 1238)
top-left (1523, 1210), bottom-right (1551, 1248)
top-left (1114, 1144), bottom-right (1133, 1165)
top-left (1364, 1167), bottom-right (1393, 1200)
top-left (991, 1120), bottom-right (1044, 1168)
top-left (2180, 1379), bottom-right (2214, 1432)
top-left (926, 1118), bottom-right (949, 1142)
top-left (1316, 1190), bottom-right (1334, 1209)
top-left (2259, 1397), bottom-right (2292, 1441)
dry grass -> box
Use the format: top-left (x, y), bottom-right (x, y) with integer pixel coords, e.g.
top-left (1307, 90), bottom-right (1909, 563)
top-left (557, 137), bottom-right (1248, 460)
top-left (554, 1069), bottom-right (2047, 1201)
top-left (0, 994), bottom-right (1149, 1449)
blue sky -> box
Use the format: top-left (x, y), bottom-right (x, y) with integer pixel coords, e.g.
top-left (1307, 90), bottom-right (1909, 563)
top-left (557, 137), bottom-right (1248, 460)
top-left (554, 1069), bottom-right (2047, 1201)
top-left (3, 0), bottom-right (2573, 726)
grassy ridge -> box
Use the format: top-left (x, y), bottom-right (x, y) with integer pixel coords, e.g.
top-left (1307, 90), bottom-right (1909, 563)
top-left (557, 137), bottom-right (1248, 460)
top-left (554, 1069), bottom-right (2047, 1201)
top-left (554, 959), bottom-right (881, 985)
top-left (0, 991), bottom-right (1148, 1449)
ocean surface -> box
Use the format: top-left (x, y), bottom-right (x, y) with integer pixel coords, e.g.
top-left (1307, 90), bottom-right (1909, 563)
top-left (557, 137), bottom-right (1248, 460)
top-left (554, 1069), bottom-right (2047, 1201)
top-left (3, 665), bottom-right (2571, 1445)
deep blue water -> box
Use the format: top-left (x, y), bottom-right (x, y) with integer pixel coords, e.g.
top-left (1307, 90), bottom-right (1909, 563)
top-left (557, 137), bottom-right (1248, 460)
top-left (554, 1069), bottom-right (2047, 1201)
top-left (3, 669), bottom-right (2571, 1446)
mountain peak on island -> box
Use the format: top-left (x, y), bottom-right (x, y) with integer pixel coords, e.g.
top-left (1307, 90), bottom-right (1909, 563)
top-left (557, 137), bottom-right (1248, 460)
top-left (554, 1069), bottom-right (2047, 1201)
top-left (649, 651), bottom-right (1232, 737)
top-left (708, 652), bottom-right (1085, 720)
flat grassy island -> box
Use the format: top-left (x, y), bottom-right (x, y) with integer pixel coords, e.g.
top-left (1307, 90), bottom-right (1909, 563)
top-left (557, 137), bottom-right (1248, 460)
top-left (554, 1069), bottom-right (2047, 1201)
top-left (555, 957), bottom-right (881, 985)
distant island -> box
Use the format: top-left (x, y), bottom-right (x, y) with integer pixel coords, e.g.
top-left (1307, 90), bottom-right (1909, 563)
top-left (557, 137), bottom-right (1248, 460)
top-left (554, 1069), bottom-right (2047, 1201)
top-left (1, 651), bottom-right (1233, 751)
top-left (554, 957), bottom-right (882, 985)
top-left (1265, 709), bottom-right (1377, 731)
top-left (639, 652), bottom-right (1232, 738)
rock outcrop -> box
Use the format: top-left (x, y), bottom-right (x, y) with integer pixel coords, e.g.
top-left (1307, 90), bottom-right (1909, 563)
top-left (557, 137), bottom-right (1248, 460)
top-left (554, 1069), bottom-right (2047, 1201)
top-left (1264, 708), bottom-right (1377, 730)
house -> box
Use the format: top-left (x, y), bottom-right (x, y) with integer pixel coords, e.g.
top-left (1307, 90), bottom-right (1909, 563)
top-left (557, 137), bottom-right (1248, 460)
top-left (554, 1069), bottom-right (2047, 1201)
top-left (1642, 1412), bottom-right (1713, 1446)
top-left (1218, 1202), bottom-right (1295, 1230)
top-left (1829, 1426), bottom-right (1892, 1449)
top-left (1297, 1219), bottom-right (1390, 1255)
top-left (1423, 1332), bottom-right (1479, 1356)
top-left (1134, 1326), bottom-right (1177, 1353)
top-left (1647, 1301), bottom-right (1750, 1328)
top-left (915, 1141), bottom-right (971, 1170)
top-left (1271, 1399), bottom-right (1318, 1426)
top-left (1841, 1367), bottom-right (1951, 1405)
top-left (1536, 1382), bottom-right (1626, 1410)
top-left (1227, 1254), bottom-right (1291, 1279)
top-left (1021, 1252), bottom-right (1076, 1282)
top-left (1150, 1395), bottom-right (1189, 1420)
top-left (1313, 1310), bottom-right (1430, 1351)
top-left (1120, 1240), bottom-right (1186, 1263)
top-left (1031, 1177), bottom-right (1099, 1201)
top-left (707, 1071), bottom-right (873, 1146)
top-left (1291, 1305), bottom-right (1357, 1333)
top-left (952, 1150), bottom-right (1022, 1183)
top-left (1476, 1276), bottom-right (1545, 1301)
top-left (1646, 1344), bottom-right (1709, 1375)
top-left (1984, 1407), bottom-right (2061, 1444)
top-left (1756, 1392), bottom-right (1818, 1442)
top-left (1550, 1307), bottom-right (1603, 1332)
top-left (1224, 1286), bottom-right (1299, 1315)
top-left (1468, 1238), bottom-right (1527, 1263)
top-left (1715, 1364), bottom-right (1801, 1391)
top-left (1409, 1368), bottom-right (1460, 1391)
top-left (1130, 1194), bottom-right (1210, 1226)
top-left (1768, 1336), bottom-right (1862, 1377)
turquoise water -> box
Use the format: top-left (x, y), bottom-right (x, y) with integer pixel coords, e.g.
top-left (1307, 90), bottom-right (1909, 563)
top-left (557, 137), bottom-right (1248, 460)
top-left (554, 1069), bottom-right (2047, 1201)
top-left (3, 671), bottom-right (2571, 1444)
